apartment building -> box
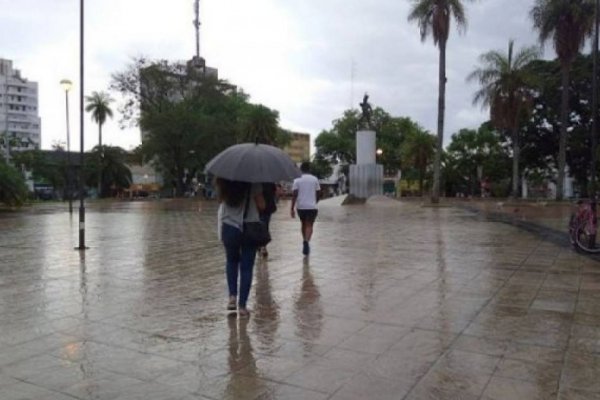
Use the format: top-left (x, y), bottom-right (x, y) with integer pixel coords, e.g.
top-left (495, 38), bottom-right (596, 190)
top-left (0, 58), bottom-right (41, 155)
top-left (284, 132), bottom-right (310, 164)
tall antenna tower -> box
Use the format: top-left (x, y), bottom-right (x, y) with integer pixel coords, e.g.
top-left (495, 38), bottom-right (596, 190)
top-left (350, 59), bottom-right (356, 110)
top-left (193, 0), bottom-right (201, 58)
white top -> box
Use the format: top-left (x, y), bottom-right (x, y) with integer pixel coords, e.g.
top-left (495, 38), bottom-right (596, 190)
top-left (292, 174), bottom-right (321, 210)
top-left (219, 183), bottom-right (262, 235)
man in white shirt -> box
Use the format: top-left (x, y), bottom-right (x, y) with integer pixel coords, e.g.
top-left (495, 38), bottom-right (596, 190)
top-left (291, 161), bottom-right (321, 255)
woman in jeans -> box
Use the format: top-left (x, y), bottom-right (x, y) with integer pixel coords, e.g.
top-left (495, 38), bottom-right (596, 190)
top-left (216, 178), bottom-right (265, 317)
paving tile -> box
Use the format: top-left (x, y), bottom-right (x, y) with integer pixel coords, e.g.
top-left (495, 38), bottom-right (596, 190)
top-left (0, 199), bottom-right (591, 399)
top-left (481, 376), bottom-right (558, 400)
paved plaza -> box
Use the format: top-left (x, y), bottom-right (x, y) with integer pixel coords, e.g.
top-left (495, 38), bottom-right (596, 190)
top-left (1, 197), bottom-right (600, 399)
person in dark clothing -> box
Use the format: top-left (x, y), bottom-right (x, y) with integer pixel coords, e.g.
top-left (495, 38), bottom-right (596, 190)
top-left (259, 182), bottom-right (278, 258)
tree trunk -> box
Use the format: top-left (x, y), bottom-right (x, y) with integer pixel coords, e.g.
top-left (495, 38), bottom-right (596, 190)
top-left (557, 64), bottom-right (571, 201)
top-left (432, 39), bottom-right (447, 204)
top-left (511, 126), bottom-right (520, 198)
top-left (98, 123), bottom-right (103, 198)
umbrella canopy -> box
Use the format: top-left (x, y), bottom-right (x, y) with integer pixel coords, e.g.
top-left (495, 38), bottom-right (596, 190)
top-left (205, 143), bottom-right (301, 183)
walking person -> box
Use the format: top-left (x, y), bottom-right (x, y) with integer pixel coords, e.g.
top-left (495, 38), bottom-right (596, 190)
top-left (216, 178), bottom-right (265, 317)
top-left (290, 162), bottom-right (321, 256)
top-left (259, 182), bottom-right (278, 259)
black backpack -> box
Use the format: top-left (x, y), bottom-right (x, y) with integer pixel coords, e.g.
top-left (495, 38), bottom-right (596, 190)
top-left (262, 183), bottom-right (277, 215)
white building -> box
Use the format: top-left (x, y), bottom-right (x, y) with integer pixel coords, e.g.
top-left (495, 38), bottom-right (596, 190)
top-left (0, 58), bottom-right (41, 157)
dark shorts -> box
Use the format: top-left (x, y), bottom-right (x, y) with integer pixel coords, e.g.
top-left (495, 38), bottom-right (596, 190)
top-left (297, 209), bottom-right (318, 222)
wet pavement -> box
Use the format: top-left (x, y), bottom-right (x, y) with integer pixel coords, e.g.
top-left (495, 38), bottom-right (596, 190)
top-left (0, 196), bottom-right (599, 399)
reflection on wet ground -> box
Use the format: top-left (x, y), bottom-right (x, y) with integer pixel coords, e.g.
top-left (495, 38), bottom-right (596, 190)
top-left (0, 198), bottom-right (599, 399)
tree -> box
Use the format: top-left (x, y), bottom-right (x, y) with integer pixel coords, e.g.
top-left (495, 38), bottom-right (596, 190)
top-left (84, 146), bottom-right (132, 196)
top-left (531, 0), bottom-right (595, 200)
top-left (239, 104), bottom-right (279, 145)
top-left (12, 149), bottom-right (68, 198)
top-left (111, 58), bottom-right (249, 196)
top-left (0, 156), bottom-right (28, 206)
top-left (85, 91), bottom-right (114, 197)
top-left (467, 40), bottom-right (540, 197)
top-left (520, 56), bottom-right (597, 196)
top-left (400, 128), bottom-right (436, 195)
top-left (444, 124), bottom-right (510, 196)
top-left (408, 0), bottom-right (475, 203)
top-left (315, 107), bottom-right (416, 175)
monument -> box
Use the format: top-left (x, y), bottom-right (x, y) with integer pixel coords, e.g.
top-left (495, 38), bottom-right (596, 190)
top-left (349, 94), bottom-right (383, 199)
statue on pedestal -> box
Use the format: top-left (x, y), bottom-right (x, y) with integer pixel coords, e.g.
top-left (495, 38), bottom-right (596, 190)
top-left (358, 93), bottom-right (373, 130)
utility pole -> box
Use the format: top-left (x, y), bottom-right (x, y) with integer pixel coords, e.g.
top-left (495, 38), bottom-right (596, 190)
top-left (77, 0), bottom-right (87, 251)
top-left (194, 0), bottom-right (201, 58)
top-left (592, 0), bottom-right (599, 201)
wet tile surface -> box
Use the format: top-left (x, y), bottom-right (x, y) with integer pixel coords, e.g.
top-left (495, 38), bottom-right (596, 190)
top-left (0, 198), bottom-right (599, 399)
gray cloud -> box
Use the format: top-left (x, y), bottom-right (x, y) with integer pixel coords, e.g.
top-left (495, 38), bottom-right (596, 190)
top-left (0, 0), bottom-right (554, 151)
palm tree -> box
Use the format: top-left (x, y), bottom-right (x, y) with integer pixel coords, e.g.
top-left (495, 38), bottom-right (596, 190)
top-left (239, 104), bottom-right (280, 146)
top-left (408, 0), bottom-right (475, 203)
top-left (468, 40), bottom-right (540, 198)
top-left (85, 91), bottom-right (114, 197)
top-left (531, 0), bottom-right (595, 200)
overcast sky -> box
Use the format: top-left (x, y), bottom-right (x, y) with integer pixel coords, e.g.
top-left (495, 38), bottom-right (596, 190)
top-left (0, 0), bottom-right (552, 152)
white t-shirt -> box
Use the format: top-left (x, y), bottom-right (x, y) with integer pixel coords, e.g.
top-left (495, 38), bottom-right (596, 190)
top-left (292, 174), bottom-right (320, 210)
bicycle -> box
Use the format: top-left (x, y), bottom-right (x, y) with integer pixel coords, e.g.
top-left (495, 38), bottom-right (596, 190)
top-left (569, 199), bottom-right (600, 253)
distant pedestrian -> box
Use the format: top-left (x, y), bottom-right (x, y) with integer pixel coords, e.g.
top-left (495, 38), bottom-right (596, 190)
top-left (290, 162), bottom-right (321, 256)
top-left (259, 182), bottom-right (278, 259)
top-left (216, 178), bottom-right (265, 317)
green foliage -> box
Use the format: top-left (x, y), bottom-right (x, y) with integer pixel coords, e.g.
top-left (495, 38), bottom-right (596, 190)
top-left (444, 123), bottom-right (510, 196)
top-left (407, 0), bottom-right (473, 45)
top-left (408, 0), bottom-right (476, 202)
top-left (315, 107), bottom-right (419, 175)
top-left (531, 0), bottom-right (594, 67)
top-left (468, 40), bottom-right (540, 197)
top-left (84, 146), bottom-right (132, 196)
top-left (310, 154), bottom-right (333, 180)
top-left (400, 127), bottom-right (436, 195)
top-left (238, 104), bottom-right (280, 145)
top-left (111, 57), bottom-right (283, 196)
top-left (85, 91), bottom-right (114, 128)
top-left (520, 55), bottom-right (597, 196)
top-left (0, 157), bottom-right (28, 206)
top-left (12, 149), bottom-right (66, 190)
top-left (531, 0), bottom-right (595, 199)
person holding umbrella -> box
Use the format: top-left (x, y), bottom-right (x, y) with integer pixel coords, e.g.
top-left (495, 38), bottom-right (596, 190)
top-left (216, 178), bottom-right (265, 317)
top-left (206, 141), bottom-right (301, 317)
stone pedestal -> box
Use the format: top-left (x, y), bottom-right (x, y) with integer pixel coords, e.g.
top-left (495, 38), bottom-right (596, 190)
top-left (356, 130), bottom-right (376, 165)
top-left (349, 129), bottom-right (383, 199)
top-left (349, 164), bottom-right (383, 198)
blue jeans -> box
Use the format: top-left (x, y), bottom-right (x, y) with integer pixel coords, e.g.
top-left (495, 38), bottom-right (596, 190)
top-left (221, 223), bottom-right (257, 308)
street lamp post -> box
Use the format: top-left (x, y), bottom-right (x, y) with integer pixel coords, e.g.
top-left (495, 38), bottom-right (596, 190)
top-left (60, 79), bottom-right (73, 214)
top-left (592, 0), bottom-right (599, 200)
top-left (77, 0), bottom-right (87, 250)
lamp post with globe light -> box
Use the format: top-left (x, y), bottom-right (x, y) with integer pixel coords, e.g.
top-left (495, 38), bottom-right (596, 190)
top-left (60, 79), bottom-right (73, 214)
top-left (77, 0), bottom-right (87, 250)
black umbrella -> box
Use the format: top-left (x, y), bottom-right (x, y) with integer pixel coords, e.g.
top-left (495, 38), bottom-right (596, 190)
top-left (205, 143), bottom-right (301, 182)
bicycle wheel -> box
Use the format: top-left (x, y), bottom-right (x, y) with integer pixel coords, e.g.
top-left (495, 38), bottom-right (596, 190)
top-left (574, 221), bottom-right (600, 253)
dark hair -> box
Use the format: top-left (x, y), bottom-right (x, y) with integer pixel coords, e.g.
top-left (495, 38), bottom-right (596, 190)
top-left (300, 161), bottom-right (310, 173)
top-left (215, 178), bottom-right (249, 207)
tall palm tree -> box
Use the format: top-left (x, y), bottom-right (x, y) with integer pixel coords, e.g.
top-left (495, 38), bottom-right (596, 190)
top-left (85, 91), bottom-right (114, 197)
top-left (531, 0), bottom-right (595, 200)
top-left (239, 104), bottom-right (280, 146)
top-left (408, 0), bottom-right (475, 203)
top-left (468, 40), bottom-right (540, 198)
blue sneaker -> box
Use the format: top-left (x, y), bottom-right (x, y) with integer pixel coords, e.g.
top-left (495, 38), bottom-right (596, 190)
top-left (302, 241), bottom-right (310, 255)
